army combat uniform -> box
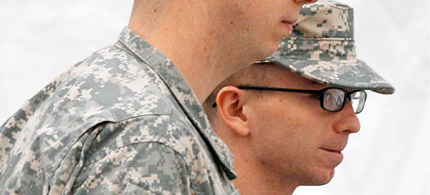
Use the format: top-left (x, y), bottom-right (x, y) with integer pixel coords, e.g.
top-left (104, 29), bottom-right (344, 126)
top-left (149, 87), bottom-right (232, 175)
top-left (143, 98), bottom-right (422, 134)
top-left (0, 28), bottom-right (239, 195)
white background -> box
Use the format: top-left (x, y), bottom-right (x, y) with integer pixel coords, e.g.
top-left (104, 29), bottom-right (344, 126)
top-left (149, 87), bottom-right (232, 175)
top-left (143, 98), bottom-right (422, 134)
top-left (0, 1), bottom-right (428, 194)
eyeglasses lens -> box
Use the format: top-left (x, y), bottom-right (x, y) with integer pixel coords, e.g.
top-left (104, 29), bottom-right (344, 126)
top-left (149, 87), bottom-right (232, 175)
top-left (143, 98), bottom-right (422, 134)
top-left (350, 91), bottom-right (366, 114)
top-left (323, 89), bottom-right (345, 112)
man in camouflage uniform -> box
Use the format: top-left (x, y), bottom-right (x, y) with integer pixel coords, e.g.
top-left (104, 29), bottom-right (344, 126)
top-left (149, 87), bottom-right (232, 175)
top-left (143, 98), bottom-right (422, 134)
top-left (0, 0), bottom-right (318, 194)
top-left (203, 1), bottom-right (394, 194)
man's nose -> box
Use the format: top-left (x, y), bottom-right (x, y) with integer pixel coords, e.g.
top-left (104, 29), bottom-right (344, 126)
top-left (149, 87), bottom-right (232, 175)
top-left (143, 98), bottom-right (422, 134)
top-left (333, 100), bottom-right (361, 134)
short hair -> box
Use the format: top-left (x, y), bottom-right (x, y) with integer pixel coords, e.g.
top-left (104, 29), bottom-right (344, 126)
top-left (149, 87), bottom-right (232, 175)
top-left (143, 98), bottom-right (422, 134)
top-left (203, 63), bottom-right (279, 117)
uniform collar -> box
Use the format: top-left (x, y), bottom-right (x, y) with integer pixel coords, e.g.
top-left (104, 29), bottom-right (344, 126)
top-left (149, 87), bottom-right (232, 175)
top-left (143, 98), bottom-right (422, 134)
top-left (117, 27), bottom-right (237, 179)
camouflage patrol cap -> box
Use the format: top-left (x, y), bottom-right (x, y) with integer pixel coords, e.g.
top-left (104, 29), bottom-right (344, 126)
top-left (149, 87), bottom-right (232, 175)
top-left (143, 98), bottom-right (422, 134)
top-left (263, 0), bottom-right (395, 94)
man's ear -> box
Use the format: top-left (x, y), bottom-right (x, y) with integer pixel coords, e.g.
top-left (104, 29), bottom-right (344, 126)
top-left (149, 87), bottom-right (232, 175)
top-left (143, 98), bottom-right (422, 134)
top-left (216, 86), bottom-right (251, 137)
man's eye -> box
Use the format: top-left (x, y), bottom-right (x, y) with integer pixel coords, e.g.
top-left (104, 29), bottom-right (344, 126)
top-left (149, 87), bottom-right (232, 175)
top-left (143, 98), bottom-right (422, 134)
top-left (313, 94), bottom-right (321, 99)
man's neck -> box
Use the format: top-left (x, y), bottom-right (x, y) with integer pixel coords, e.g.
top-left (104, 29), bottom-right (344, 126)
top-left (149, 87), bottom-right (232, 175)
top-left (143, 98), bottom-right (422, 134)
top-left (233, 159), bottom-right (298, 195)
top-left (135, 27), bottom-right (242, 103)
top-left (129, 1), bottom-right (258, 103)
top-left (226, 138), bottom-right (299, 195)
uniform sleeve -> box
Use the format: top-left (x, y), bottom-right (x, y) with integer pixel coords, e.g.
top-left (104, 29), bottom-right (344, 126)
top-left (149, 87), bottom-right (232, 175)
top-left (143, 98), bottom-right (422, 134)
top-left (71, 142), bottom-right (191, 195)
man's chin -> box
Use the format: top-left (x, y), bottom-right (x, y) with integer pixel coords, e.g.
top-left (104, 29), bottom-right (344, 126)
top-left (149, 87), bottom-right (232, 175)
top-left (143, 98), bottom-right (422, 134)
top-left (300, 170), bottom-right (335, 186)
top-left (255, 44), bottom-right (279, 63)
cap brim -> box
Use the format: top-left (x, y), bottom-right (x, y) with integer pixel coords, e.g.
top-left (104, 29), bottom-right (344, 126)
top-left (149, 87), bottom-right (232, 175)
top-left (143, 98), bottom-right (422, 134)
top-left (270, 55), bottom-right (395, 94)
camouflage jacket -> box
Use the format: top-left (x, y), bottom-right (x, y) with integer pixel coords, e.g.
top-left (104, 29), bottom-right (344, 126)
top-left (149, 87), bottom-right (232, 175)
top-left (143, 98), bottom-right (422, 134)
top-left (0, 27), bottom-right (238, 195)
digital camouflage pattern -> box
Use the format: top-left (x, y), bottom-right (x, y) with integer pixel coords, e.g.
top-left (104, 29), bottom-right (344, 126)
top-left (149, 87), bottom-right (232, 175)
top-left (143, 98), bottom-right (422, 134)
top-left (0, 27), bottom-right (238, 195)
top-left (265, 0), bottom-right (395, 94)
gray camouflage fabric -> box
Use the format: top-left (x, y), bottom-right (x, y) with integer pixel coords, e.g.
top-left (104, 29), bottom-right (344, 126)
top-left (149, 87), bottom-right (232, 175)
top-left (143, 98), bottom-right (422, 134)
top-left (0, 27), bottom-right (238, 195)
top-left (263, 0), bottom-right (395, 94)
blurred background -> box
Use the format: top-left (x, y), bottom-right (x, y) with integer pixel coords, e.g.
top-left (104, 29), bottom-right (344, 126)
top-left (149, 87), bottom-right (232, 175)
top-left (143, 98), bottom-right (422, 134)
top-left (0, 0), bottom-right (428, 194)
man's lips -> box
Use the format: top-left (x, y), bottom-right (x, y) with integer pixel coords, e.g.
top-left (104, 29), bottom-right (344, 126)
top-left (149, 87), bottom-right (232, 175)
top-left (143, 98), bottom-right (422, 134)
top-left (319, 138), bottom-right (349, 167)
top-left (281, 20), bottom-right (296, 27)
top-left (281, 17), bottom-right (298, 24)
top-left (320, 138), bottom-right (348, 153)
top-left (281, 20), bottom-right (294, 34)
top-left (320, 147), bottom-right (344, 166)
top-left (282, 17), bottom-right (299, 25)
top-left (321, 148), bottom-right (343, 153)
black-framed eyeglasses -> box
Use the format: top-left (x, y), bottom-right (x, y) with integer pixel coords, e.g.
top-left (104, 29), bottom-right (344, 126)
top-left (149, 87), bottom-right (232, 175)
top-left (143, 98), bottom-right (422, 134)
top-left (212, 85), bottom-right (367, 114)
